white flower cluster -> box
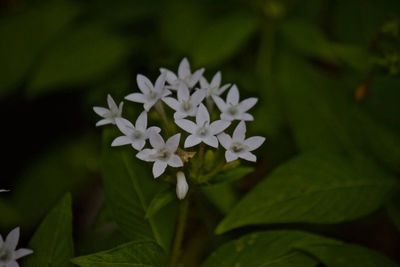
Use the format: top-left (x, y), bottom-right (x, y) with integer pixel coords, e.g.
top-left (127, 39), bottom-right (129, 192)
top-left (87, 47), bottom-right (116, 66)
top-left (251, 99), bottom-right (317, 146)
top-left (0, 228), bottom-right (33, 267)
top-left (94, 58), bottom-right (265, 199)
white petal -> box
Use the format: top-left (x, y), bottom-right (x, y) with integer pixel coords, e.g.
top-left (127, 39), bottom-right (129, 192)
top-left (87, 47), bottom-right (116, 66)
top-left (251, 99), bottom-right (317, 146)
top-left (220, 113), bottom-right (234, 122)
top-left (233, 121), bottom-right (246, 141)
top-left (137, 74), bottom-right (153, 93)
top-left (131, 140), bottom-right (146, 151)
top-left (211, 71), bottom-right (221, 88)
top-left (191, 89), bottom-right (206, 106)
top-left (125, 93), bottom-right (146, 103)
top-left (174, 112), bottom-right (188, 120)
top-left (136, 149), bottom-right (153, 162)
top-left (184, 135), bottom-right (202, 148)
top-left (175, 119), bottom-right (197, 134)
top-left (177, 83), bottom-right (190, 100)
top-left (96, 118), bottom-right (113, 127)
top-left (111, 136), bottom-right (132, 147)
top-left (144, 101), bottom-right (156, 111)
top-left (160, 68), bottom-right (178, 84)
top-left (163, 97), bottom-right (180, 111)
top-left (178, 57), bottom-right (190, 78)
top-left (199, 76), bottom-right (208, 89)
top-left (196, 103), bottom-right (210, 125)
top-left (217, 133), bottom-right (232, 149)
top-left (93, 107), bottom-right (109, 117)
top-left (149, 131), bottom-right (165, 149)
top-left (146, 126), bottom-right (161, 135)
top-left (115, 118), bottom-right (134, 136)
top-left (244, 136), bottom-right (265, 151)
top-left (168, 154), bottom-right (183, 167)
top-left (117, 102), bottom-right (124, 117)
top-left (211, 95), bottom-right (227, 112)
top-left (227, 85), bottom-right (240, 105)
top-left (217, 84), bottom-right (230, 95)
top-left (5, 261), bottom-right (19, 267)
top-left (225, 151), bottom-right (239, 162)
top-left (154, 73), bottom-right (167, 92)
top-left (153, 161), bottom-right (168, 178)
top-left (210, 120), bottom-right (231, 135)
top-left (176, 172), bottom-right (189, 200)
top-left (203, 135), bottom-right (219, 148)
top-left (14, 248), bottom-right (33, 260)
top-left (5, 227), bottom-right (19, 251)
top-left (135, 111), bottom-right (148, 130)
top-left (239, 98), bottom-right (258, 112)
top-left (239, 113), bottom-right (254, 121)
top-left (188, 68), bottom-right (205, 87)
top-left (166, 133), bottom-right (181, 152)
top-left (107, 94), bottom-right (118, 111)
top-left (239, 152), bottom-right (257, 162)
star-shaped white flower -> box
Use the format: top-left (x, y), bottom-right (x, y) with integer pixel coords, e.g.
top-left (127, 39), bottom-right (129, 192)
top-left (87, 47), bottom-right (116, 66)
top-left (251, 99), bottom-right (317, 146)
top-left (0, 227), bottom-right (33, 267)
top-left (176, 171), bottom-right (189, 200)
top-left (93, 94), bottom-right (124, 126)
top-left (125, 73), bottom-right (171, 111)
top-left (163, 83), bottom-right (206, 119)
top-left (136, 132), bottom-right (183, 178)
top-left (212, 85), bottom-right (257, 121)
top-left (160, 58), bottom-right (204, 90)
top-left (175, 104), bottom-right (230, 148)
top-left (218, 121), bottom-right (265, 162)
top-left (199, 71), bottom-right (230, 98)
top-left (111, 112), bottom-right (161, 151)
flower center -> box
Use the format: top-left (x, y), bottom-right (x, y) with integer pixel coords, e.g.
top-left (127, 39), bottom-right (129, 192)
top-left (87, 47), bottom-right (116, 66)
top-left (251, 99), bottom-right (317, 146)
top-left (156, 148), bottom-right (170, 161)
top-left (181, 101), bottom-right (192, 112)
top-left (131, 130), bottom-right (143, 140)
top-left (197, 122), bottom-right (209, 137)
top-left (230, 142), bottom-right (247, 153)
top-left (0, 247), bottom-right (11, 262)
top-left (148, 91), bottom-right (158, 100)
top-left (227, 105), bottom-right (238, 116)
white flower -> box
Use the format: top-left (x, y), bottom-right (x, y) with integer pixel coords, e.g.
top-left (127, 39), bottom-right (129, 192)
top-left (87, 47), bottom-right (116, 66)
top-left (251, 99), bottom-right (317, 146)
top-left (176, 171), bottom-right (189, 200)
top-left (199, 71), bottom-right (230, 98)
top-left (212, 85), bottom-right (257, 121)
top-left (93, 94), bottom-right (123, 126)
top-left (160, 58), bottom-right (204, 90)
top-left (163, 83), bottom-right (206, 119)
top-left (111, 112), bottom-right (161, 150)
top-left (0, 227), bottom-right (33, 267)
top-left (218, 121), bottom-right (265, 162)
top-left (136, 132), bottom-right (183, 178)
top-left (175, 104), bottom-right (230, 148)
top-left (125, 73), bottom-right (171, 111)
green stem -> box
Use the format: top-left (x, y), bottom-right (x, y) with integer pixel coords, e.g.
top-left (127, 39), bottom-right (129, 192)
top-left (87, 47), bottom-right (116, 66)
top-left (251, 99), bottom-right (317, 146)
top-left (170, 198), bottom-right (190, 267)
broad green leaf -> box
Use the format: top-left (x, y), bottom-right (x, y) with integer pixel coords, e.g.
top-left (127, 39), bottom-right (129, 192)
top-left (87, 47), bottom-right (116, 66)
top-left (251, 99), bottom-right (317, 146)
top-left (102, 129), bottom-right (177, 250)
top-left (216, 152), bottom-right (396, 234)
top-left (23, 194), bottom-right (74, 267)
top-left (202, 230), bottom-right (338, 267)
top-left (299, 243), bottom-right (398, 267)
top-left (0, 1), bottom-right (80, 94)
top-left (145, 189), bottom-right (176, 219)
top-left (72, 240), bottom-right (167, 267)
top-left (386, 194), bottom-right (400, 232)
top-left (192, 13), bottom-right (258, 66)
top-left (28, 23), bottom-right (131, 96)
top-left (2, 136), bottom-right (97, 229)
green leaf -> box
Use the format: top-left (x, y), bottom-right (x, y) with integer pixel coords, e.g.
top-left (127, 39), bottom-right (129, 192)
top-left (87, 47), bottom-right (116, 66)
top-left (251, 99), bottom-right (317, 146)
top-left (23, 194), bottom-right (74, 267)
top-left (202, 230), bottom-right (337, 267)
top-left (212, 166), bottom-right (253, 184)
top-left (202, 183), bottom-right (237, 214)
top-left (386, 194), bottom-right (400, 232)
top-left (101, 129), bottom-right (177, 250)
top-left (28, 23), bottom-right (130, 96)
top-left (0, 1), bottom-right (80, 95)
top-left (72, 240), bottom-right (167, 267)
top-left (299, 243), bottom-right (398, 267)
top-left (145, 189), bottom-right (176, 219)
top-left (216, 152), bottom-right (396, 234)
top-left (192, 13), bottom-right (258, 66)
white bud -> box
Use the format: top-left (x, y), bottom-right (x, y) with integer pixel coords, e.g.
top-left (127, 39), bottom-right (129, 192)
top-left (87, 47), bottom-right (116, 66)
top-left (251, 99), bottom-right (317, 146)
top-left (176, 171), bottom-right (189, 200)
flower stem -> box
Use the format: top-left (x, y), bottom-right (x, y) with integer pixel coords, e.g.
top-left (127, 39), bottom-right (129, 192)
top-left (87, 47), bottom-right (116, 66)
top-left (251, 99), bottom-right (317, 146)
top-left (170, 198), bottom-right (189, 267)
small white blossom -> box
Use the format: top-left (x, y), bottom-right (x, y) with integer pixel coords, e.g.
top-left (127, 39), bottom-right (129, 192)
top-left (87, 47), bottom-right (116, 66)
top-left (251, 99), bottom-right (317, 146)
top-left (212, 85), bottom-right (257, 121)
top-left (163, 83), bottom-right (206, 119)
top-left (218, 121), bottom-right (265, 162)
top-left (112, 112), bottom-right (161, 151)
top-left (93, 94), bottom-right (124, 126)
top-left (160, 58), bottom-right (204, 90)
top-left (176, 171), bottom-right (189, 200)
top-left (125, 73), bottom-right (171, 111)
top-left (0, 227), bottom-right (33, 267)
top-left (199, 71), bottom-right (230, 98)
top-left (176, 104), bottom-right (230, 148)
top-left (136, 132), bottom-right (183, 178)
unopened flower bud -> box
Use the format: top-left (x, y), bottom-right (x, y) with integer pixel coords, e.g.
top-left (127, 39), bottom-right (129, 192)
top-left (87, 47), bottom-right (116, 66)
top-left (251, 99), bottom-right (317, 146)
top-left (176, 171), bottom-right (189, 200)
